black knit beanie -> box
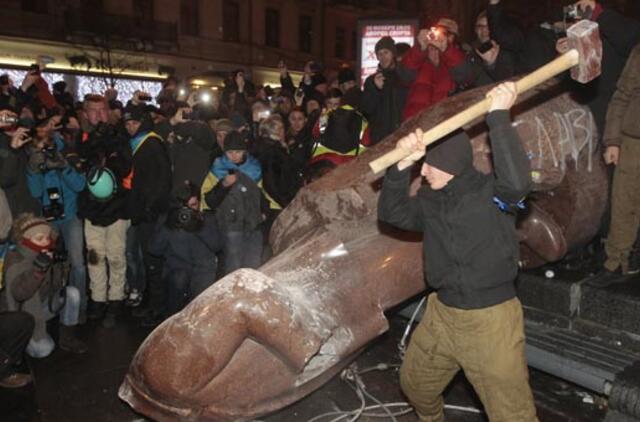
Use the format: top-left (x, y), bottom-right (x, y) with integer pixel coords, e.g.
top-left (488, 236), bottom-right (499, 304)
top-left (424, 130), bottom-right (473, 176)
top-left (375, 36), bottom-right (397, 56)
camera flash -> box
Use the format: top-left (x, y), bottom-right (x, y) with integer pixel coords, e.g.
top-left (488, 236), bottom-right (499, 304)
top-left (200, 92), bottom-right (211, 103)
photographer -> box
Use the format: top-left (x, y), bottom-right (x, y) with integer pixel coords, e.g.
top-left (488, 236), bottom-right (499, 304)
top-left (76, 95), bottom-right (132, 325)
top-left (401, 18), bottom-right (465, 119)
top-left (25, 118), bottom-right (87, 321)
top-left (361, 36), bottom-right (415, 145)
top-left (148, 182), bottom-right (222, 315)
top-left (0, 188), bottom-right (35, 388)
top-left (155, 101), bottom-right (218, 196)
top-left (2, 214), bottom-right (87, 357)
top-left (0, 108), bottom-right (41, 217)
top-left (451, 10), bottom-right (516, 91)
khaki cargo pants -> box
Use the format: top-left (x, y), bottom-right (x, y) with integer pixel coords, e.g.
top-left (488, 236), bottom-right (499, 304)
top-left (605, 137), bottom-right (640, 273)
top-left (400, 294), bottom-right (538, 422)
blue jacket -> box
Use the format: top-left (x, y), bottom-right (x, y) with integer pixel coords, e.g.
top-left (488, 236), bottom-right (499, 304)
top-left (26, 136), bottom-right (86, 223)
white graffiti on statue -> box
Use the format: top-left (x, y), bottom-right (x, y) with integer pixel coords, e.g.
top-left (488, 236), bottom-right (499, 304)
top-left (530, 108), bottom-right (595, 172)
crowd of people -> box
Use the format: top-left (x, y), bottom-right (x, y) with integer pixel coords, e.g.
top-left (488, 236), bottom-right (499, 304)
top-left (0, 0), bottom-right (637, 407)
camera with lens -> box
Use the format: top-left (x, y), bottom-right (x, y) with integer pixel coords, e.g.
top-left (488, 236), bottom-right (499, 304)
top-left (563, 4), bottom-right (592, 20)
top-left (138, 94), bottom-right (152, 102)
top-left (42, 187), bottom-right (65, 221)
top-left (37, 146), bottom-right (58, 172)
top-left (168, 205), bottom-right (203, 232)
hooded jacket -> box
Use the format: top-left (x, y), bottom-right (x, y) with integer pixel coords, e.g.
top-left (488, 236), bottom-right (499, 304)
top-left (127, 121), bottom-right (172, 225)
top-left (378, 111), bottom-right (531, 309)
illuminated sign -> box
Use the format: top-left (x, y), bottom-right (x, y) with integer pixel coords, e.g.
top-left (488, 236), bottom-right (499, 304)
top-left (357, 19), bottom-right (418, 87)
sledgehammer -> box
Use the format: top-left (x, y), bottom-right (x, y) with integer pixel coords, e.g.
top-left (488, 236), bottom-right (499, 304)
top-left (369, 19), bottom-right (602, 174)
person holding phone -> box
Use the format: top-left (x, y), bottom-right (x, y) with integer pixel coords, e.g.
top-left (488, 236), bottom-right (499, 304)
top-left (450, 10), bottom-right (516, 91)
top-left (401, 18), bottom-right (465, 120)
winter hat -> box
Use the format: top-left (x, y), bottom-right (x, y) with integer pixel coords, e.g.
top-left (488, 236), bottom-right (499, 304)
top-left (437, 18), bottom-right (459, 36)
top-left (214, 118), bottom-right (234, 134)
top-left (123, 107), bottom-right (145, 122)
top-left (12, 213), bottom-right (51, 243)
top-left (375, 36), bottom-right (397, 56)
top-left (338, 68), bottom-right (356, 85)
top-left (424, 130), bottom-right (472, 176)
top-left (223, 131), bottom-right (247, 152)
top-left (310, 73), bottom-right (327, 88)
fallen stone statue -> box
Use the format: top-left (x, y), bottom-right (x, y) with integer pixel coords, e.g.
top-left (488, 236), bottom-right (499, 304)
top-left (119, 77), bottom-right (607, 421)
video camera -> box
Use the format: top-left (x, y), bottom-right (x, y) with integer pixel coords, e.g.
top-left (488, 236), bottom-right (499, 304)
top-left (42, 187), bottom-right (65, 221)
top-left (563, 4), bottom-right (592, 21)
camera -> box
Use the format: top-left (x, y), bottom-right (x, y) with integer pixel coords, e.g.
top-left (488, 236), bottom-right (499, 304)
top-left (563, 4), bottom-right (592, 20)
top-left (0, 114), bottom-right (18, 124)
top-left (169, 205), bottom-right (203, 232)
top-left (427, 27), bottom-right (441, 42)
top-left (257, 109), bottom-right (271, 120)
top-left (477, 41), bottom-right (494, 54)
top-left (29, 64), bottom-right (40, 75)
top-left (37, 146), bottom-right (57, 172)
top-left (181, 109), bottom-right (197, 120)
top-left (42, 187), bottom-right (65, 221)
top-left (138, 94), bottom-right (152, 102)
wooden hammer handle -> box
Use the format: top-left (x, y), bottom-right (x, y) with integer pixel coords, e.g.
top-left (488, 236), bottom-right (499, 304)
top-left (369, 49), bottom-right (581, 174)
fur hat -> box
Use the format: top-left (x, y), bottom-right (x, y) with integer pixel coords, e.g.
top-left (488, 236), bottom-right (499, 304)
top-left (375, 36), bottom-right (397, 56)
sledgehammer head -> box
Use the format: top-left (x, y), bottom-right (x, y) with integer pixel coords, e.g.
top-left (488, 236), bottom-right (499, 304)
top-left (567, 19), bottom-right (602, 83)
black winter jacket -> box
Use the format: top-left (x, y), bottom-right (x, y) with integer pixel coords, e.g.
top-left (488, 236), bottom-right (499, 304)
top-left (77, 129), bottom-right (132, 226)
top-left (378, 111), bottom-right (531, 309)
top-left (128, 133), bottom-right (172, 225)
top-left (361, 64), bottom-right (414, 145)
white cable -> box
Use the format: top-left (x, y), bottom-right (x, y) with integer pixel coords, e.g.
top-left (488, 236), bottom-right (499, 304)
top-left (398, 296), bottom-right (426, 360)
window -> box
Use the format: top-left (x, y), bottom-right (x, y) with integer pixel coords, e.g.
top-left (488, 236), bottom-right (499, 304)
top-left (134, 0), bottom-right (154, 21)
top-left (335, 26), bottom-right (346, 59)
top-left (21, 0), bottom-right (48, 13)
top-left (299, 15), bottom-right (312, 53)
top-left (265, 8), bottom-right (280, 48)
top-left (223, 0), bottom-right (240, 42)
top-left (180, 0), bottom-right (199, 36)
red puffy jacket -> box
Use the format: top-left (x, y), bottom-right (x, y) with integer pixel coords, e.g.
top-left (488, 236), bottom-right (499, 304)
top-left (401, 44), bottom-right (464, 120)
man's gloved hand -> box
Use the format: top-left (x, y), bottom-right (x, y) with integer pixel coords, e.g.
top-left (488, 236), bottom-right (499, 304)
top-left (27, 149), bottom-right (46, 173)
top-left (33, 252), bottom-right (52, 273)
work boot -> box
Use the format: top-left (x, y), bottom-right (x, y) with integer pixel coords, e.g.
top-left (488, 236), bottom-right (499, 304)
top-left (58, 325), bottom-right (88, 354)
top-left (585, 268), bottom-right (625, 288)
top-left (102, 301), bottom-right (124, 328)
top-left (0, 372), bottom-right (33, 388)
top-left (87, 301), bottom-right (107, 320)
